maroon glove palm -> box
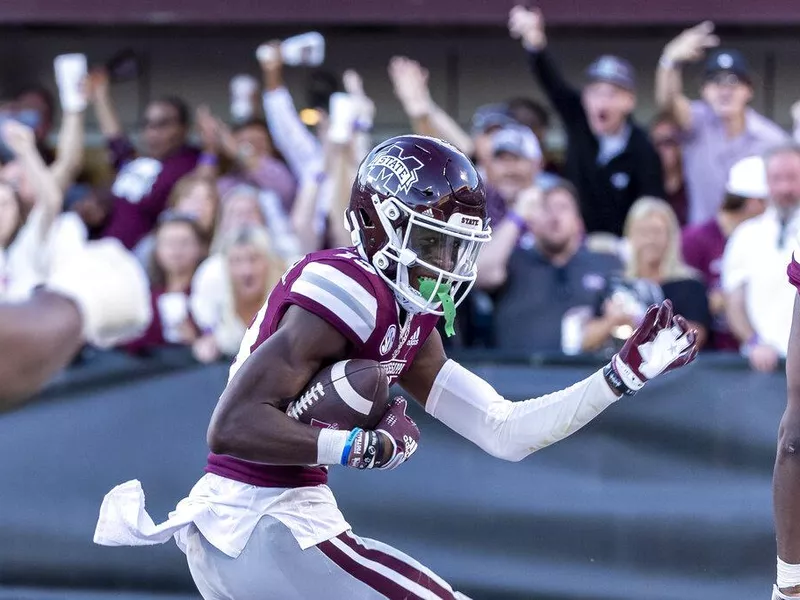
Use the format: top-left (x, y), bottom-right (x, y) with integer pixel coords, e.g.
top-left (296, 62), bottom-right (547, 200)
top-left (343, 397), bottom-right (420, 470)
top-left (605, 300), bottom-right (698, 396)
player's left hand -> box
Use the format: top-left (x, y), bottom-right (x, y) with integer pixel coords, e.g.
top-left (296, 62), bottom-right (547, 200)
top-left (605, 300), bottom-right (698, 396)
top-left (374, 397), bottom-right (420, 470)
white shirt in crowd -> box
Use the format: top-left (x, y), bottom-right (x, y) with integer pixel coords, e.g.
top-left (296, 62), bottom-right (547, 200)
top-left (722, 206), bottom-right (800, 355)
top-left (0, 207), bottom-right (86, 302)
top-left (191, 255), bottom-right (247, 357)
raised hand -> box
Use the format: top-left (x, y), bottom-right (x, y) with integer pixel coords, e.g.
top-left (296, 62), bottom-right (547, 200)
top-left (388, 56), bottom-right (433, 119)
top-left (508, 5), bottom-right (547, 52)
top-left (662, 21), bottom-right (720, 64)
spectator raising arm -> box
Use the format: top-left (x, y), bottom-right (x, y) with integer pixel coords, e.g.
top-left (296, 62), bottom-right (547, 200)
top-left (656, 21), bottom-right (720, 130)
top-left (509, 6), bottom-right (582, 122)
top-left (87, 69), bottom-right (124, 152)
top-left (51, 56), bottom-right (89, 192)
top-left (259, 40), bottom-right (324, 183)
top-left (2, 121), bottom-right (62, 232)
top-left (388, 56), bottom-right (473, 156)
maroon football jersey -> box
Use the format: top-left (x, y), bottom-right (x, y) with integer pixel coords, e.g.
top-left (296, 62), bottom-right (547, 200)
top-left (206, 247), bottom-right (439, 488)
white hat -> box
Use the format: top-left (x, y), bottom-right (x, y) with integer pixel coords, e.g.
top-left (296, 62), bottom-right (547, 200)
top-left (491, 124), bottom-right (542, 161)
top-left (726, 155), bottom-right (768, 198)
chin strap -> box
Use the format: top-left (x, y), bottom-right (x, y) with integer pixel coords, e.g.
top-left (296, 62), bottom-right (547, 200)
top-left (418, 278), bottom-right (456, 336)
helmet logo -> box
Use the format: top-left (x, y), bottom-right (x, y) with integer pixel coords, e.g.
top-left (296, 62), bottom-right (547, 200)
top-left (366, 144), bottom-right (424, 196)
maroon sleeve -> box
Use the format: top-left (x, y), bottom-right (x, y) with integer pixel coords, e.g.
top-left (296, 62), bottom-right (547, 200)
top-left (107, 136), bottom-right (136, 172)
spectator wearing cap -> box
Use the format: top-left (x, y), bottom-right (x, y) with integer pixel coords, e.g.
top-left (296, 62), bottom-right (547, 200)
top-left (656, 22), bottom-right (788, 225)
top-left (722, 144), bottom-right (800, 371)
top-left (682, 156), bottom-right (767, 351)
top-left (387, 57), bottom-right (559, 184)
top-left (483, 181), bottom-right (622, 353)
top-left (476, 125), bottom-right (543, 283)
top-left (509, 6), bottom-right (664, 237)
top-left (86, 69), bottom-right (200, 250)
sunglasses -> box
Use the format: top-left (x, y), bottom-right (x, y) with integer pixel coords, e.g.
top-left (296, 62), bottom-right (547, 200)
top-left (141, 116), bottom-right (180, 130)
top-left (653, 136), bottom-right (680, 149)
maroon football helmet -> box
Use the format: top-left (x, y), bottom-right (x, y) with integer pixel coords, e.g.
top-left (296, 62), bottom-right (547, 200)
top-left (346, 135), bottom-right (491, 315)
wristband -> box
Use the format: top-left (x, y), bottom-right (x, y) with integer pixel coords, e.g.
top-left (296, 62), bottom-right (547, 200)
top-left (341, 428), bottom-right (363, 465)
top-left (198, 152), bottom-right (218, 167)
top-left (603, 361), bottom-right (638, 397)
top-left (658, 55), bottom-right (677, 70)
top-left (741, 333), bottom-right (761, 357)
top-left (316, 428), bottom-right (352, 465)
top-left (506, 210), bottom-right (527, 233)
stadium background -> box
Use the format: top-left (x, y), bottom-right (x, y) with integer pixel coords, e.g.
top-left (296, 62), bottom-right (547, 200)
top-left (0, 1), bottom-right (795, 599)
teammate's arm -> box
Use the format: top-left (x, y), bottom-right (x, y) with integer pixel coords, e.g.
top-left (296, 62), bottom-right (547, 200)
top-left (774, 296), bottom-right (800, 598)
top-left (399, 301), bottom-right (697, 462)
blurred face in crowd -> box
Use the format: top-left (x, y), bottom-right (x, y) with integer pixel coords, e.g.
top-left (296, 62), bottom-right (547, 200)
top-left (701, 74), bottom-right (752, 120)
top-left (228, 242), bottom-right (270, 304)
top-left (174, 180), bottom-right (217, 237)
top-left (142, 101), bottom-right (187, 161)
top-left (766, 150), bottom-right (800, 212)
top-left (16, 90), bottom-right (52, 143)
top-left (71, 188), bottom-right (111, 231)
top-left (155, 221), bottom-right (204, 281)
top-left (650, 120), bottom-right (682, 174)
top-left (0, 183), bottom-right (21, 248)
top-left (485, 151), bottom-right (539, 204)
top-left (219, 190), bottom-right (265, 236)
top-left (629, 211), bottom-right (671, 271)
top-left (0, 161), bottom-right (35, 208)
top-left (473, 127), bottom-right (501, 168)
top-left (235, 123), bottom-right (273, 160)
top-left (531, 187), bottom-right (583, 256)
top-left (582, 82), bottom-right (635, 137)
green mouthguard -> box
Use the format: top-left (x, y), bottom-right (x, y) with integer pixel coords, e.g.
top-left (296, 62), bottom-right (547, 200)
top-left (418, 278), bottom-right (456, 337)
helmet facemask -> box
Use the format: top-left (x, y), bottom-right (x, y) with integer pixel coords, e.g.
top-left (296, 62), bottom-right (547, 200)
top-left (349, 195), bottom-right (492, 335)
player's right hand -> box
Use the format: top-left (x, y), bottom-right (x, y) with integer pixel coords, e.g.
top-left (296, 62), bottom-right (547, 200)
top-left (774, 584), bottom-right (800, 599)
top-left (342, 397), bottom-right (420, 470)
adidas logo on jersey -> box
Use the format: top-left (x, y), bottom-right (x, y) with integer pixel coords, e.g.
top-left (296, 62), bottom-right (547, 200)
top-left (407, 326), bottom-right (420, 347)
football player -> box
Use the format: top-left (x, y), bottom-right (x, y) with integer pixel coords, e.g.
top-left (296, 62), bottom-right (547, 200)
top-left (773, 254), bottom-right (800, 599)
top-left (0, 239), bottom-right (151, 411)
top-left (96, 135), bottom-right (697, 599)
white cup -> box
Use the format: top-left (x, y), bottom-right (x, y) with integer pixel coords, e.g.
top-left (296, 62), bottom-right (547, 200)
top-left (157, 292), bottom-right (189, 343)
top-left (54, 53), bottom-right (88, 112)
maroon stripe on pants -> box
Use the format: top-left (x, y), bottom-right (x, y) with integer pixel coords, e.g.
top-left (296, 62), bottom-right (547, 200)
top-left (317, 539), bottom-right (425, 599)
top-left (338, 531), bottom-right (456, 599)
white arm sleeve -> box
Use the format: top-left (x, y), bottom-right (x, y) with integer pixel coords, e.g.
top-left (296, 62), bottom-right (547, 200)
top-left (425, 360), bottom-right (620, 462)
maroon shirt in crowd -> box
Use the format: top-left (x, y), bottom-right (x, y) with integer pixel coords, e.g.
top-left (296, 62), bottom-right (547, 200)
top-left (102, 137), bottom-right (200, 249)
top-left (681, 219), bottom-right (737, 351)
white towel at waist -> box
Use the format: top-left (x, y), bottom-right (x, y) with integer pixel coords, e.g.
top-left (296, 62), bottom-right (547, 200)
top-left (93, 473), bottom-right (350, 557)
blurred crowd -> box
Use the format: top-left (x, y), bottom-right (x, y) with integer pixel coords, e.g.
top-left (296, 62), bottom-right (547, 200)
top-left (2, 7), bottom-right (800, 378)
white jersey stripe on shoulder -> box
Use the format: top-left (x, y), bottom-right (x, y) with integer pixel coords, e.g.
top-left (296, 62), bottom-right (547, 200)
top-left (328, 537), bottom-right (441, 600)
top-left (292, 279), bottom-right (373, 343)
top-left (331, 361), bottom-right (373, 415)
top-left (303, 262), bottom-right (377, 321)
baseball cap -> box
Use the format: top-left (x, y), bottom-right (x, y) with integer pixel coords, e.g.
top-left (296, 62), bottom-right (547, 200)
top-left (726, 155), bottom-right (767, 198)
top-left (704, 49), bottom-right (751, 84)
top-left (491, 124), bottom-right (542, 161)
top-left (470, 103), bottom-right (516, 135)
top-left (585, 55), bottom-right (636, 92)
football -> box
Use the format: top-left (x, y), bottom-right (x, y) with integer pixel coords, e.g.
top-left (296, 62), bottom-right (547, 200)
top-left (287, 359), bottom-right (391, 431)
